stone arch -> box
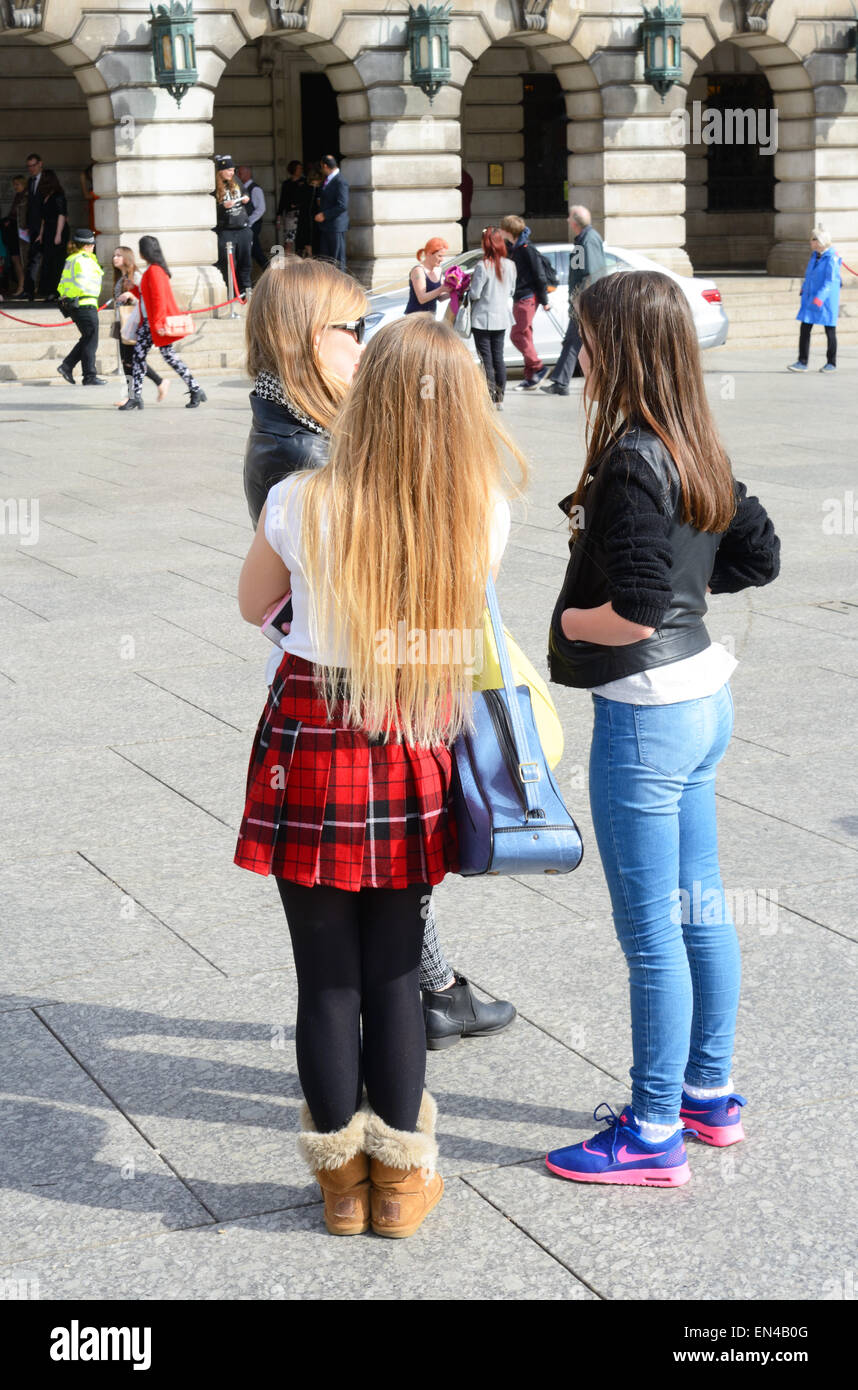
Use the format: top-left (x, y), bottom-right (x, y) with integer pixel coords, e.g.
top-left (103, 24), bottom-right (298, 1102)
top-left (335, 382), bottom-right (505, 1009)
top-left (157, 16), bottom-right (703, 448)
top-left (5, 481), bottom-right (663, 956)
top-left (682, 29), bottom-right (816, 275)
top-left (0, 30), bottom-right (100, 240)
top-left (460, 30), bottom-right (603, 249)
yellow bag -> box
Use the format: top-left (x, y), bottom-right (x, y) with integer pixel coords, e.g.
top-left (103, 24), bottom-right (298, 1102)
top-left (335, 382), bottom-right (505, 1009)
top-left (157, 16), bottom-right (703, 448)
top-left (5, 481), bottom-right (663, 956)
top-left (473, 610), bottom-right (564, 770)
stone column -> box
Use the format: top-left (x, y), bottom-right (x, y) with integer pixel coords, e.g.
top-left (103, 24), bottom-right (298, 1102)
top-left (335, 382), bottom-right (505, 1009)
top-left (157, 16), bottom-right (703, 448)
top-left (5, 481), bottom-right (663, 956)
top-left (61, 8), bottom-right (259, 305)
top-left (588, 46), bottom-right (690, 276)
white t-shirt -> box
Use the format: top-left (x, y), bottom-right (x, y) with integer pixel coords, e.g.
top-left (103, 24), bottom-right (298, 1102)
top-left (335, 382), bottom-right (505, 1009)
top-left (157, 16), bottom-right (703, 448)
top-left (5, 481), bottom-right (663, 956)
top-left (589, 642), bottom-right (737, 704)
top-left (263, 472), bottom-right (511, 680)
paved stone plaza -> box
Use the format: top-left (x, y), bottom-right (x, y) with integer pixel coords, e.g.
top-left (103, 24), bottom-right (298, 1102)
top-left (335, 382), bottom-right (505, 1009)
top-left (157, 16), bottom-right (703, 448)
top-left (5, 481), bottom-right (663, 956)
top-left (0, 348), bottom-right (856, 1301)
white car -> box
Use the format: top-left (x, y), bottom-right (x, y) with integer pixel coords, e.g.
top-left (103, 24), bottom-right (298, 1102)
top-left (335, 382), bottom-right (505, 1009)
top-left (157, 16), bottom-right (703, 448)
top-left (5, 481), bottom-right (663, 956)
top-left (364, 244), bottom-right (729, 364)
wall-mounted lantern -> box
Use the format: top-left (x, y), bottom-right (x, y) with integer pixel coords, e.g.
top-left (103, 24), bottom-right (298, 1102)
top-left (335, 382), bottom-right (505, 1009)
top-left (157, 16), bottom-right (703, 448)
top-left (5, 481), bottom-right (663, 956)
top-left (407, 3), bottom-right (452, 103)
top-left (150, 1), bottom-right (198, 107)
top-left (641, 3), bottom-right (684, 101)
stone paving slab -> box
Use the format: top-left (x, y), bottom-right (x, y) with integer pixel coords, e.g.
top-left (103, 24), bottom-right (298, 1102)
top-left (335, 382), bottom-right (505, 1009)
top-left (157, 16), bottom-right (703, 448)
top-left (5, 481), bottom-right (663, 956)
top-left (0, 853), bottom-right (225, 1008)
top-left (433, 903), bottom-right (858, 1107)
top-left (466, 1092), bottom-right (852, 1302)
top-left (34, 970), bottom-right (614, 1225)
top-left (0, 1011), bottom-right (211, 1265)
top-left (0, 1178), bottom-right (595, 1300)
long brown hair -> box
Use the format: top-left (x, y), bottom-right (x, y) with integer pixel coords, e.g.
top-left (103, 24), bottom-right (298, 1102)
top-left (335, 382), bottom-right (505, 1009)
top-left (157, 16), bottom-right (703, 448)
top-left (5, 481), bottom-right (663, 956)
top-left (112, 244), bottom-right (137, 293)
top-left (572, 270), bottom-right (735, 533)
top-left (215, 171), bottom-right (242, 204)
top-left (300, 315), bottom-right (528, 745)
top-left (245, 258), bottom-right (368, 428)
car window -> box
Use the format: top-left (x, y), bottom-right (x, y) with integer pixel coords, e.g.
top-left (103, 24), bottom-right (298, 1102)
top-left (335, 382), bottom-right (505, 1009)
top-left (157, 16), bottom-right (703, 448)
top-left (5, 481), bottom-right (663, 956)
top-left (550, 251), bottom-right (570, 285)
top-left (603, 252), bottom-right (631, 272)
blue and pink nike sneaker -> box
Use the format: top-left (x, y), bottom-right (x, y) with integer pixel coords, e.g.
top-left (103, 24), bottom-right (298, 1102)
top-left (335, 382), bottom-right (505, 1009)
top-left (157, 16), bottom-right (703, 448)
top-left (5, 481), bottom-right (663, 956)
top-left (545, 1104), bottom-right (692, 1187)
top-left (679, 1090), bottom-right (746, 1146)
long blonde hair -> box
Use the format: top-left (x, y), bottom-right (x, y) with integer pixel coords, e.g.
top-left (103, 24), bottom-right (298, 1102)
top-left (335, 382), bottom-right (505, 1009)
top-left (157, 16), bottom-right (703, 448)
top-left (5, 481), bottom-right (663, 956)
top-left (300, 315), bottom-right (528, 746)
top-left (245, 259), bottom-right (368, 428)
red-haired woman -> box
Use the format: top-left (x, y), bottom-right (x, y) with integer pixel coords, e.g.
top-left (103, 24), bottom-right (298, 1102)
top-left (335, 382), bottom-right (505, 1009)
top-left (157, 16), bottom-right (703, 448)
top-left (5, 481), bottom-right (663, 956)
top-left (403, 237), bottom-right (452, 316)
top-left (469, 226), bottom-right (517, 409)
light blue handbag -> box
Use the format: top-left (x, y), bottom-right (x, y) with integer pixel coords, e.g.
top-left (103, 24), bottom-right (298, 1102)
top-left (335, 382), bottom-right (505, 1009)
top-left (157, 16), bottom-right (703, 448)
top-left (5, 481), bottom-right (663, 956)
top-left (450, 576), bottom-right (584, 876)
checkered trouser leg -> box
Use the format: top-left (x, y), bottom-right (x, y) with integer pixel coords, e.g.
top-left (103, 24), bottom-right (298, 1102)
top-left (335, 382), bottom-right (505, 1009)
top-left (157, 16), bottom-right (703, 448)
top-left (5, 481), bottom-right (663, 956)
top-left (420, 897), bottom-right (455, 992)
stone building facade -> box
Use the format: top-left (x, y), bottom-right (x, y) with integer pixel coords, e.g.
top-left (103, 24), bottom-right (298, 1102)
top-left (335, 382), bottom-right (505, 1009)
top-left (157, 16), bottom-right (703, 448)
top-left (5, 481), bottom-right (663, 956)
top-left (1, 1), bottom-right (856, 302)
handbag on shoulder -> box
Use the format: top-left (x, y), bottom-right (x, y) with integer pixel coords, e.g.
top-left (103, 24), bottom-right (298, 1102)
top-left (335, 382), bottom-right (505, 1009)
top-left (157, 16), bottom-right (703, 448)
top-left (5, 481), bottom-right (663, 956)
top-left (450, 575), bottom-right (583, 876)
top-left (161, 313), bottom-right (194, 339)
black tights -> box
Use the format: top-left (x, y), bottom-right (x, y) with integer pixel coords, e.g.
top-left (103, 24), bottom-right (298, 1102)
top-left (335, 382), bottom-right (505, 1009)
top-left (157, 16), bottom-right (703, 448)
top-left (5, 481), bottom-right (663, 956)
top-left (473, 327), bottom-right (507, 400)
top-left (276, 879), bottom-right (429, 1134)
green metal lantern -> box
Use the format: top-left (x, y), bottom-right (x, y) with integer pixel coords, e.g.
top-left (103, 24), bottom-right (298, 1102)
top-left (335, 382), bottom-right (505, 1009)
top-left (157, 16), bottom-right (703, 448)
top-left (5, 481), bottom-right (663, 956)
top-left (407, 3), bottom-right (452, 103)
top-left (150, 1), bottom-right (198, 106)
top-left (642, 3), bottom-right (683, 101)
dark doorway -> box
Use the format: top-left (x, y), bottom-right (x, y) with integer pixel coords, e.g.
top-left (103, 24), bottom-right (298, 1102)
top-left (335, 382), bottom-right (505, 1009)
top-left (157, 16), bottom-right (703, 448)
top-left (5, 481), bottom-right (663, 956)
top-left (522, 73), bottom-right (568, 219)
top-left (705, 73), bottom-right (775, 212)
top-left (300, 72), bottom-right (341, 172)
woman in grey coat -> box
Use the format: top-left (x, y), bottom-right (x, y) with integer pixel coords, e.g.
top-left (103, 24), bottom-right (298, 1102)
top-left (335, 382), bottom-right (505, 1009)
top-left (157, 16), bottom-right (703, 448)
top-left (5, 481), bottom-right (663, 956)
top-left (468, 227), bottom-right (517, 409)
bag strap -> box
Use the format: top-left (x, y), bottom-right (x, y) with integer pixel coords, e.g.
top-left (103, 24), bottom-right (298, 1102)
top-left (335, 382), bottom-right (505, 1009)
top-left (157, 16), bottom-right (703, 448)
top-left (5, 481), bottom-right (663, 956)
top-left (484, 574), bottom-right (545, 817)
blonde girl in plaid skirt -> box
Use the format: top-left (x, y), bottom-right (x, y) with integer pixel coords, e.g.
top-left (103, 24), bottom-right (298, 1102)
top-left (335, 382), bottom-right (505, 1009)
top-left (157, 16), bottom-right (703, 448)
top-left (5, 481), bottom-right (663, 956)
top-left (236, 314), bottom-right (526, 1237)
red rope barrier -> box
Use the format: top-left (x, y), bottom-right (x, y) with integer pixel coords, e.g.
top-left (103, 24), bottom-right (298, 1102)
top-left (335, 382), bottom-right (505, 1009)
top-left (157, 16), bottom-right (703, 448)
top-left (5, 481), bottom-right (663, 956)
top-left (0, 259), bottom-right (244, 328)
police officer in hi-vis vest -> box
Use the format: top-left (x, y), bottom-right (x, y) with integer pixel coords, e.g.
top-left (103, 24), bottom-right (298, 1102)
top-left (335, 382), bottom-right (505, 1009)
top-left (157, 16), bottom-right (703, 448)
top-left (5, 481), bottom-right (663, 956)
top-left (56, 228), bottom-right (106, 385)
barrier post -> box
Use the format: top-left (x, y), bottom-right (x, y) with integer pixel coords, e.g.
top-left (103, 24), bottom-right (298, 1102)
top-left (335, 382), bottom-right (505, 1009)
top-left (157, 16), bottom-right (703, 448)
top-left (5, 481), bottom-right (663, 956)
top-left (226, 242), bottom-right (239, 319)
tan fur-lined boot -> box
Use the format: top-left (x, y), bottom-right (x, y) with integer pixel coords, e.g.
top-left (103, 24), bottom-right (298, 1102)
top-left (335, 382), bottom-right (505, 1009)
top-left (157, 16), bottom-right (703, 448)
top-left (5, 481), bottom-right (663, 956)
top-left (365, 1092), bottom-right (444, 1239)
top-left (297, 1102), bottom-right (371, 1236)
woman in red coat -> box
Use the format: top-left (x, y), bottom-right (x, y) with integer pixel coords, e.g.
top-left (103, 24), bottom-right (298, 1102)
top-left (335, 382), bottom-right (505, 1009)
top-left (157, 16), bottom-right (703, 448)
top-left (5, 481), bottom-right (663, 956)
top-left (118, 235), bottom-right (206, 411)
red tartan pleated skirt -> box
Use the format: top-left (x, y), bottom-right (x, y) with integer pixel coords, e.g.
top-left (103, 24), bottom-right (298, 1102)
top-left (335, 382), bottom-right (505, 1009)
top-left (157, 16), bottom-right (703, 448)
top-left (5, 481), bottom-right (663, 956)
top-left (234, 652), bottom-right (459, 890)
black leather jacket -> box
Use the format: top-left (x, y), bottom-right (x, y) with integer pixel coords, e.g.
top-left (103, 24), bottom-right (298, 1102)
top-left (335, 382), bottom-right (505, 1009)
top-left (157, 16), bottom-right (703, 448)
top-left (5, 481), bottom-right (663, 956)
top-left (243, 393), bottom-right (329, 527)
top-left (548, 426), bottom-right (722, 688)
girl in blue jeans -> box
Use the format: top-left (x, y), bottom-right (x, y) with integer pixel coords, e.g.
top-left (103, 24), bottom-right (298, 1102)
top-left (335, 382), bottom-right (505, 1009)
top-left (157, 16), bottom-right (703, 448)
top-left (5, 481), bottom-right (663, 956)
top-left (546, 270), bottom-right (780, 1186)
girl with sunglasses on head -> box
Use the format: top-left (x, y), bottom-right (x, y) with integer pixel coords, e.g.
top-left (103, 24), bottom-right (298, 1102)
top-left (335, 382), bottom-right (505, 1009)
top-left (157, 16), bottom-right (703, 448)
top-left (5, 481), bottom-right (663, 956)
top-left (243, 259), bottom-right (518, 1051)
top-left (546, 270), bottom-right (780, 1189)
top-left (235, 314), bottom-right (526, 1238)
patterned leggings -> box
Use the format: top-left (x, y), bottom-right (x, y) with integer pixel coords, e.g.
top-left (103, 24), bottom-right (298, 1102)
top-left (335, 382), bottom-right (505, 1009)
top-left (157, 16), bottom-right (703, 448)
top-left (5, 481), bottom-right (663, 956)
top-left (420, 898), bottom-right (455, 992)
top-left (132, 319), bottom-right (199, 398)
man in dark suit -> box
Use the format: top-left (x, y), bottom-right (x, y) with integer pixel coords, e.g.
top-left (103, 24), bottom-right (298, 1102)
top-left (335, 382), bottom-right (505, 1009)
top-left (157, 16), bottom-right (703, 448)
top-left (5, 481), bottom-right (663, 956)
top-left (20, 151), bottom-right (45, 300)
top-left (314, 154), bottom-right (349, 269)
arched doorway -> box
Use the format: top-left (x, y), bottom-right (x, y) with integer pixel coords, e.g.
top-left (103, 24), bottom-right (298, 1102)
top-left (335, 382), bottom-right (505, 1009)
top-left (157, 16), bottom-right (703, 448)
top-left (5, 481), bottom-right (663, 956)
top-left (683, 32), bottom-right (815, 276)
top-left (0, 39), bottom-right (92, 235)
top-left (212, 39), bottom-right (342, 255)
top-left (461, 36), bottom-right (601, 250)
top-left (684, 40), bottom-right (776, 271)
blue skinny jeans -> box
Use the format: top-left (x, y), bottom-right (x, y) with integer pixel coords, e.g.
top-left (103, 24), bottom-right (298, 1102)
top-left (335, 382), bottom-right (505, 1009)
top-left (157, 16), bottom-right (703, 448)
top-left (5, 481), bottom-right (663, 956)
top-left (589, 684), bottom-right (741, 1125)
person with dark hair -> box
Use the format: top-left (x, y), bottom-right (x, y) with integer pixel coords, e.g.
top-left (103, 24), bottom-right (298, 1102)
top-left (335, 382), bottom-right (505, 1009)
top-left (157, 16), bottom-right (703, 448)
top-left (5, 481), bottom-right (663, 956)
top-left (314, 155), bottom-right (349, 269)
top-left (111, 245), bottom-right (167, 406)
top-left (546, 270), bottom-right (780, 1188)
top-left (277, 160), bottom-right (312, 257)
top-left (19, 152), bottom-right (45, 301)
top-left (1, 176), bottom-right (27, 298)
top-left (468, 226), bottom-right (517, 409)
top-left (213, 155), bottom-right (252, 298)
top-left (55, 229), bottom-right (105, 385)
top-left (36, 169), bottom-right (69, 300)
top-left (237, 164), bottom-right (267, 272)
top-left (117, 235), bottom-right (206, 410)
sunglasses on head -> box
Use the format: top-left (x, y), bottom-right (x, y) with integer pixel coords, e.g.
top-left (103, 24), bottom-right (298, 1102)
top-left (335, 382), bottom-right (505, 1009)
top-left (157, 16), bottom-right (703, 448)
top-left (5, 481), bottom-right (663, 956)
top-left (328, 317), bottom-right (366, 344)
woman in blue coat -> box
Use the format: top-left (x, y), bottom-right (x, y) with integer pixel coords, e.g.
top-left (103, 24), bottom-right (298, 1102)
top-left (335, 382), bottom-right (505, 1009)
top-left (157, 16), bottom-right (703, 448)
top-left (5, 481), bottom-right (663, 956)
top-left (788, 228), bottom-right (841, 373)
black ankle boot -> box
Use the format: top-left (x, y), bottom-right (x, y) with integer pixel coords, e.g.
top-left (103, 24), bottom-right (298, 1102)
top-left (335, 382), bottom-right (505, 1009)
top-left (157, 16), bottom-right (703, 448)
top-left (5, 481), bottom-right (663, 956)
top-left (186, 386), bottom-right (207, 408)
top-left (118, 395), bottom-right (143, 411)
top-left (422, 973), bottom-right (516, 1051)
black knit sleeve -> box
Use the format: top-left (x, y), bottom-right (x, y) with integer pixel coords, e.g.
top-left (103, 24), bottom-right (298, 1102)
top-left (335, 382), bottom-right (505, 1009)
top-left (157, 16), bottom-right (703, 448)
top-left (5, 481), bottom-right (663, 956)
top-left (597, 451), bottom-right (674, 628)
top-left (709, 480), bottom-right (781, 594)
